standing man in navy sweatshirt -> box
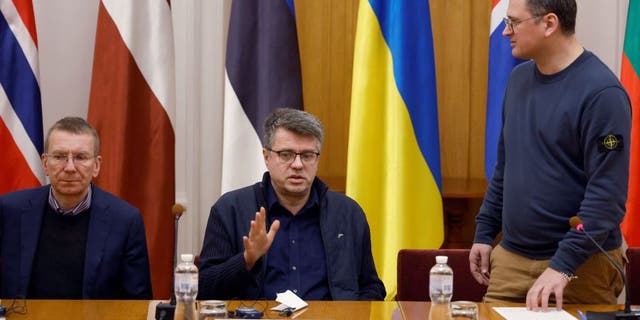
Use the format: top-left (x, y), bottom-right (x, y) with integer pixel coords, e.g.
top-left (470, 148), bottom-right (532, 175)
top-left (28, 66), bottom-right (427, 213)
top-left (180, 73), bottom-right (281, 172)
top-left (470, 0), bottom-right (631, 311)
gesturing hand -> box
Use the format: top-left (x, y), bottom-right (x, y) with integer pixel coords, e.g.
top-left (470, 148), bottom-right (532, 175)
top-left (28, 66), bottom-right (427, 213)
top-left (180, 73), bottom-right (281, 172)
top-left (243, 207), bottom-right (280, 270)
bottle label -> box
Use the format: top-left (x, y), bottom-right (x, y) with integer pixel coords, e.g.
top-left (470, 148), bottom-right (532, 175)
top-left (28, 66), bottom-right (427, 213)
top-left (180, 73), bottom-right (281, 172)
top-left (175, 273), bottom-right (198, 292)
top-left (430, 274), bottom-right (453, 294)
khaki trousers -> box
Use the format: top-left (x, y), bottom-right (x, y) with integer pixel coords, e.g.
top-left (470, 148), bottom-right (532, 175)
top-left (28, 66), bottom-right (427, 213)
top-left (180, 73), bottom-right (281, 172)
top-left (485, 244), bottom-right (624, 304)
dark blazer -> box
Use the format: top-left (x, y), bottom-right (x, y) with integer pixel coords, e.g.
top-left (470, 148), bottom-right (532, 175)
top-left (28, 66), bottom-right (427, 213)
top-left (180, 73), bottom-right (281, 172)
top-left (0, 184), bottom-right (152, 299)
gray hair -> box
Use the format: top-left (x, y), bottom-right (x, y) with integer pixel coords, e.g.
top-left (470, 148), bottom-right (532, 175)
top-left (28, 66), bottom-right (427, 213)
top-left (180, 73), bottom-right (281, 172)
top-left (263, 108), bottom-right (323, 151)
top-left (45, 117), bottom-right (100, 155)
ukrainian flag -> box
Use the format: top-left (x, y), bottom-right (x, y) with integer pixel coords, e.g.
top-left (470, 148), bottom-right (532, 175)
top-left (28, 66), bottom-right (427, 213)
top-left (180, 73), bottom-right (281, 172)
top-left (346, 0), bottom-right (443, 300)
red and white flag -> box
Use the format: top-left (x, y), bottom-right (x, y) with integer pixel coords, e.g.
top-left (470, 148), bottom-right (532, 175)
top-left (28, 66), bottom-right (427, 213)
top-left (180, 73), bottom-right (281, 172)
top-left (88, 0), bottom-right (175, 299)
top-left (0, 0), bottom-right (45, 193)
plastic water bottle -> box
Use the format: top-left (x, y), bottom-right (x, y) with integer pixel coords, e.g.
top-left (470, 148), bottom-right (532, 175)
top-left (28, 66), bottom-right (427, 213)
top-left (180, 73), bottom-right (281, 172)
top-left (429, 255), bottom-right (453, 304)
top-left (174, 254), bottom-right (198, 320)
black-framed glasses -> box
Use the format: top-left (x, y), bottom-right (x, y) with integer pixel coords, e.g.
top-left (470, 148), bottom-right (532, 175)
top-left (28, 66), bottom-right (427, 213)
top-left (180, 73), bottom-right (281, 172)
top-left (503, 15), bottom-right (540, 32)
top-left (44, 152), bottom-right (96, 166)
top-left (267, 148), bottom-right (320, 164)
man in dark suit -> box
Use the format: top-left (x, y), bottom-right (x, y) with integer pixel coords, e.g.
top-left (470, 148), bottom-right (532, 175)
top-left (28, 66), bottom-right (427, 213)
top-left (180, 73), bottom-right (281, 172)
top-left (0, 117), bottom-right (152, 299)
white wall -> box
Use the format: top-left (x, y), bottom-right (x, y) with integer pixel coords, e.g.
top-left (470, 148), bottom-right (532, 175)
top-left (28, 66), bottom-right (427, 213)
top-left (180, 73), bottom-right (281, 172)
top-left (31, 0), bottom-right (629, 256)
top-left (575, 0), bottom-right (628, 77)
top-left (34, 0), bottom-right (98, 124)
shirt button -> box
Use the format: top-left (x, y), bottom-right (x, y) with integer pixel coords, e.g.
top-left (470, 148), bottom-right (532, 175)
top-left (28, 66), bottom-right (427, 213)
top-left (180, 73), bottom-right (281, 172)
top-left (291, 240), bottom-right (295, 244)
top-left (292, 266), bottom-right (297, 271)
top-left (293, 289), bottom-right (298, 293)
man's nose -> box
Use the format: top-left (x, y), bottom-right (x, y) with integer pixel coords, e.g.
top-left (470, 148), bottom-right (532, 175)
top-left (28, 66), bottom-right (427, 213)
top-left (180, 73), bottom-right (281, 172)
top-left (502, 24), bottom-right (513, 36)
top-left (63, 156), bottom-right (78, 170)
top-left (290, 154), bottom-right (304, 167)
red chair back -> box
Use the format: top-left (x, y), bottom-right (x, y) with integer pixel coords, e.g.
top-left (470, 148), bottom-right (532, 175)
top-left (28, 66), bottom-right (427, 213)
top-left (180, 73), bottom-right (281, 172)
top-left (397, 249), bottom-right (486, 301)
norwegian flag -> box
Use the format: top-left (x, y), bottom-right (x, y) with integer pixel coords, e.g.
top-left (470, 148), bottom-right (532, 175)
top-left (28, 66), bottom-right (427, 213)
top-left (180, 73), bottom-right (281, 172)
top-left (0, 0), bottom-right (45, 194)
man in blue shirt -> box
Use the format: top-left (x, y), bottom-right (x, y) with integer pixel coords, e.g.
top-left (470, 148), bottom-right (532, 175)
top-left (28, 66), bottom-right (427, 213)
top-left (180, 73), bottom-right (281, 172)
top-left (198, 108), bottom-right (385, 300)
top-left (470, 0), bottom-right (631, 312)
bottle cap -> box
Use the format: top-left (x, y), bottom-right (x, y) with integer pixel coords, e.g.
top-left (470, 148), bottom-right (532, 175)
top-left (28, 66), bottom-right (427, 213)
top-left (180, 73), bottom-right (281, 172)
top-left (181, 254), bottom-right (194, 262)
top-left (435, 255), bottom-right (448, 264)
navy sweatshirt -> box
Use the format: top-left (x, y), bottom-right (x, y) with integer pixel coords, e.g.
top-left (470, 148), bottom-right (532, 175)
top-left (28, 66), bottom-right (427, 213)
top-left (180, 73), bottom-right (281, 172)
top-left (475, 50), bottom-right (631, 274)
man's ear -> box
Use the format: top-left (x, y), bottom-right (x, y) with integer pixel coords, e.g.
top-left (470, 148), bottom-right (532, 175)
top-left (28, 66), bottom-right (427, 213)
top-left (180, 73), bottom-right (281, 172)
top-left (42, 153), bottom-right (50, 177)
top-left (93, 155), bottom-right (102, 178)
top-left (542, 13), bottom-right (560, 37)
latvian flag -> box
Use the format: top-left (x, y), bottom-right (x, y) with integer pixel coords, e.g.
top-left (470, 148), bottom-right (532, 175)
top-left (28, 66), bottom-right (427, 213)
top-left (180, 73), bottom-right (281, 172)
top-left (1, 0), bottom-right (45, 194)
top-left (88, 0), bottom-right (175, 298)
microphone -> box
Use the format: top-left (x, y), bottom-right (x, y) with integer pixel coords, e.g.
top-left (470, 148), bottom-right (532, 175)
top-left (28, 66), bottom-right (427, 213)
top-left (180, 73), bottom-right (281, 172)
top-left (569, 216), bottom-right (640, 320)
top-left (155, 203), bottom-right (187, 320)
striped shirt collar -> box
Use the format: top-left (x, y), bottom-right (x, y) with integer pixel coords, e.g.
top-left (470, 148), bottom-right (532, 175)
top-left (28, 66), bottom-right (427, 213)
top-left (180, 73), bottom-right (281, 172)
top-left (48, 185), bottom-right (92, 216)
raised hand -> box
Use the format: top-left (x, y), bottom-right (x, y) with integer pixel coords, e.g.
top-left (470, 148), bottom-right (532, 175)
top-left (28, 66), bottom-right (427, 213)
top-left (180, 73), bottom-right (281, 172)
top-left (243, 207), bottom-right (280, 270)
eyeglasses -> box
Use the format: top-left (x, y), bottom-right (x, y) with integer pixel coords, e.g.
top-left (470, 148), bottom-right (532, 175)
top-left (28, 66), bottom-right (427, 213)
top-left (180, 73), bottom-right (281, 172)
top-left (267, 148), bottom-right (320, 164)
top-left (45, 152), bottom-right (96, 166)
top-left (503, 16), bottom-right (540, 32)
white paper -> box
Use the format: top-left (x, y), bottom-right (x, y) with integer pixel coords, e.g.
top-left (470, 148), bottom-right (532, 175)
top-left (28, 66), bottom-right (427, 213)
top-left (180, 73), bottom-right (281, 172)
top-left (493, 307), bottom-right (578, 320)
top-left (271, 290), bottom-right (309, 312)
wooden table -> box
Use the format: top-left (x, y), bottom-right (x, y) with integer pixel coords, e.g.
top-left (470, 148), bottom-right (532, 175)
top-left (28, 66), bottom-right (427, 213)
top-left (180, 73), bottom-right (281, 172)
top-left (1, 299), bottom-right (624, 319)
